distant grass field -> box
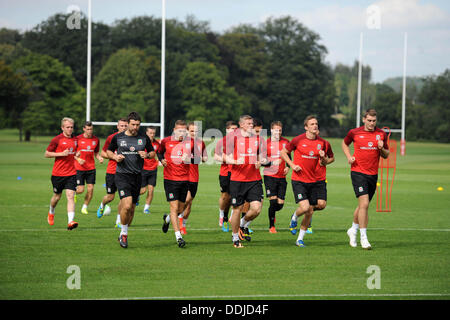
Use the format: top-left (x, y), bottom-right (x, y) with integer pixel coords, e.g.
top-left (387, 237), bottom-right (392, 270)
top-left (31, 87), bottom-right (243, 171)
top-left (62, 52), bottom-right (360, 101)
top-left (0, 128), bottom-right (449, 300)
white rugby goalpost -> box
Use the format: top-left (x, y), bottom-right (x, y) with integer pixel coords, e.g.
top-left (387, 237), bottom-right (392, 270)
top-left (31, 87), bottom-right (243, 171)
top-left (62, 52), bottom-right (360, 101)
top-left (85, 0), bottom-right (166, 139)
top-left (356, 32), bottom-right (407, 155)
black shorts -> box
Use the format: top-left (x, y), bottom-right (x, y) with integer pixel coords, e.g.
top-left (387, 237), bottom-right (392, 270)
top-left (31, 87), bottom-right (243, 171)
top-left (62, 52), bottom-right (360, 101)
top-left (264, 175), bottom-right (287, 200)
top-left (229, 180), bottom-right (264, 207)
top-left (292, 180), bottom-right (327, 205)
top-left (105, 173), bottom-right (117, 194)
top-left (51, 175), bottom-right (77, 194)
top-left (141, 169), bottom-right (157, 188)
top-left (164, 179), bottom-right (189, 202)
top-left (115, 172), bottom-right (141, 204)
top-left (219, 172), bottom-right (231, 193)
top-left (351, 171), bottom-right (378, 201)
top-left (188, 181), bottom-right (198, 198)
top-left (76, 169), bottom-right (96, 186)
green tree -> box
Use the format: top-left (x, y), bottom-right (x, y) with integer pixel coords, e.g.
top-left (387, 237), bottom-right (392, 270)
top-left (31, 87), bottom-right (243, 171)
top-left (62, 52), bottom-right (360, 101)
top-left (334, 61), bottom-right (373, 131)
top-left (178, 61), bottom-right (244, 130)
top-left (216, 32), bottom-right (269, 122)
top-left (0, 43), bottom-right (31, 65)
top-left (21, 13), bottom-right (113, 86)
top-left (413, 69), bottom-right (450, 142)
top-left (110, 15), bottom-right (219, 65)
top-left (11, 52), bottom-right (85, 139)
top-left (0, 28), bottom-right (22, 45)
top-left (249, 16), bottom-right (336, 135)
top-left (371, 84), bottom-right (402, 129)
top-left (91, 48), bottom-right (159, 136)
top-left (0, 60), bottom-right (32, 139)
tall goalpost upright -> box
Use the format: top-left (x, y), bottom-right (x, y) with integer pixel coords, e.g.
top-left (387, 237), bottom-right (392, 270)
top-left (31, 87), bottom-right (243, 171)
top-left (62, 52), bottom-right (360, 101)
top-left (356, 32), bottom-right (407, 156)
top-left (85, 0), bottom-right (166, 139)
top-left (355, 32), bottom-right (408, 212)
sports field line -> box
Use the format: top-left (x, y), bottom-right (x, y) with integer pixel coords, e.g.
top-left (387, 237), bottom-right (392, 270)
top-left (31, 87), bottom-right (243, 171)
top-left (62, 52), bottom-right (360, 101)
top-left (97, 293), bottom-right (450, 300)
top-left (1, 227), bottom-right (449, 232)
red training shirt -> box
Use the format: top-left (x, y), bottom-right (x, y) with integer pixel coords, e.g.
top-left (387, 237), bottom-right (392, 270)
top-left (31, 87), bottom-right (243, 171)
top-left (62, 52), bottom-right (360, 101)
top-left (46, 133), bottom-right (78, 176)
top-left (285, 133), bottom-right (331, 183)
top-left (215, 136), bottom-right (231, 177)
top-left (189, 138), bottom-right (207, 183)
top-left (226, 129), bottom-right (263, 182)
top-left (343, 126), bottom-right (388, 175)
top-left (159, 136), bottom-right (191, 181)
top-left (103, 132), bottom-right (119, 174)
top-left (143, 139), bottom-right (161, 171)
top-left (315, 138), bottom-right (334, 181)
top-left (264, 137), bottom-right (290, 178)
top-left (74, 134), bottom-right (100, 171)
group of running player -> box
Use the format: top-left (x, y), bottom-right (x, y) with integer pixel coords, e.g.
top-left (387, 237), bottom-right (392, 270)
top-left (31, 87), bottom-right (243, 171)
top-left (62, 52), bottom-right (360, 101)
top-left (45, 109), bottom-right (389, 250)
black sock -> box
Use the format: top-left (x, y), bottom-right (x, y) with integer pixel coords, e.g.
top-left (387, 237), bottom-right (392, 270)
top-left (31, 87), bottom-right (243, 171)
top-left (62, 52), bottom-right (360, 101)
top-left (276, 202), bottom-right (284, 211)
top-left (269, 199), bottom-right (277, 227)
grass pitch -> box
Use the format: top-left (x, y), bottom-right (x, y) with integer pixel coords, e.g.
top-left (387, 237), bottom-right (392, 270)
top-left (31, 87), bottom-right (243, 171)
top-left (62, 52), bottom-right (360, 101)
top-left (0, 129), bottom-right (449, 300)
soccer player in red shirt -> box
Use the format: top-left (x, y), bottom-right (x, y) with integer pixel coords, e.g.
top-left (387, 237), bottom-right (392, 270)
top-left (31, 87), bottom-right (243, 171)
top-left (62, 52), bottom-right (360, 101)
top-left (342, 108), bottom-right (389, 250)
top-left (139, 126), bottom-right (161, 214)
top-left (226, 115), bottom-right (269, 248)
top-left (96, 118), bottom-right (128, 226)
top-left (178, 122), bottom-right (208, 235)
top-left (263, 121), bottom-right (290, 233)
top-left (45, 117), bottom-right (79, 230)
top-left (306, 128), bottom-right (332, 234)
top-left (238, 118), bottom-right (264, 234)
top-left (281, 115), bottom-right (334, 247)
top-left (75, 121), bottom-right (103, 215)
top-left (158, 120), bottom-right (191, 248)
top-left (214, 120), bottom-right (238, 232)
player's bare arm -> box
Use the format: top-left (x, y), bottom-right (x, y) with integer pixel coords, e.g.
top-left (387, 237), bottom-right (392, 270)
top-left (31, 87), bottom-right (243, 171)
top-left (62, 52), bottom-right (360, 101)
top-left (75, 156), bottom-right (85, 165)
top-left (139, 150), bottom-right (156, 159)
top-left (213, 152), bottom-right (224, 163)
top-left (107, 150), bottom-right (124, 162)
top-left (341, 140), bottom-right (355, 165)
top-left (95, 152), bottom-right (104, 164)
top-left (156, 151), bottom-right (167, 167)
top-left (225, 153), bottom-right (244, 165)
top-left (45, 149), bottom-right (70, 158)
top-left (378, 140), bottom-right (390, 159)
top-left (281, 148), bottom-right (301, 172)
top-left (319, 150), bottom-right (335, 166)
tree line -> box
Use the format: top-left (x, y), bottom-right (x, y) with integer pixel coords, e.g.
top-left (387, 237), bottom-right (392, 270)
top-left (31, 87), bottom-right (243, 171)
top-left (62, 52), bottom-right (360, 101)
top-left (0, 13), bottom-right (448, 142)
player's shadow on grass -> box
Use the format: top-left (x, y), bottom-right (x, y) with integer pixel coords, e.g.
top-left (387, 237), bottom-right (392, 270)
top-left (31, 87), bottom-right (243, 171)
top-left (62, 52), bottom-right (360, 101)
top-left (249, 229), bottom-right (352, 248)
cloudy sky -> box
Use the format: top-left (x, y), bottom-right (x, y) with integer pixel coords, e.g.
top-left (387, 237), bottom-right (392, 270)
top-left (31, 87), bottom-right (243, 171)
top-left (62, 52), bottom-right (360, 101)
top-left (1, 0), bottom-right (449, 83)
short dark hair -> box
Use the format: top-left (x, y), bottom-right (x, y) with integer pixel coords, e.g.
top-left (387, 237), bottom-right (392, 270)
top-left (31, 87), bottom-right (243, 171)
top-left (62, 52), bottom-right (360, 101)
top-left (303, 115), bottom-right (317, 127)
top-left (147, 126), bottom-right (157, 131)
top-left (83, 121), bottom-right (93, 128)
top-left (187, 121), bottom-right (197, 128)
top-left (118, 117), bottom-right (127, 123)
top-left (364, 108), bottom-right (377, 118)
top-left (253, 118), bottom-right (263, 127)
top-left (174, 119), bottom-right (187, 127)
top-left (239, 115), bottom-right (253, 123)
top-left (226, 120), bottom-right (237, 129)
top-left (271, 121), bottom-right (283, 128)
top-left (127, 111), bottom-right (141, 123)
